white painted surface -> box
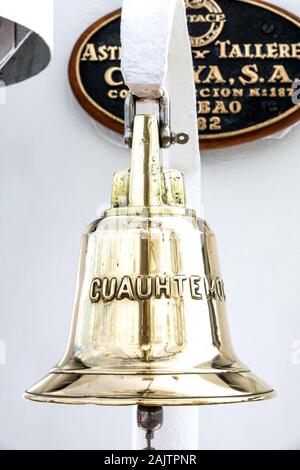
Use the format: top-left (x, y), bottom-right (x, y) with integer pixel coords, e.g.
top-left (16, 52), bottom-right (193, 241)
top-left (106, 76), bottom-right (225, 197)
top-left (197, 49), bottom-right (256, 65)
top-left (0, 0), bottom-right (300, 450)
top-left (0, 0), bottom-right (54, 50)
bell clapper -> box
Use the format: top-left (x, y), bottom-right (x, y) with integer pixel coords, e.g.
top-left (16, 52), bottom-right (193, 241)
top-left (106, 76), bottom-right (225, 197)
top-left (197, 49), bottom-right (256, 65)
top-left (124, 90), bottom-right (190, 149)
top-left (137, 406), bottom-right (164, 450)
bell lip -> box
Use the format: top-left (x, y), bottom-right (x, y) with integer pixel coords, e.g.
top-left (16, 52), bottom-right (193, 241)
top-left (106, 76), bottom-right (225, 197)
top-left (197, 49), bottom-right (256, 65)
top-left (24, 371), bottom-right (276, 407)
top-left (49, 366), bottom-right (252, 375)
top-left (24, 390), bottom-right (276, 406)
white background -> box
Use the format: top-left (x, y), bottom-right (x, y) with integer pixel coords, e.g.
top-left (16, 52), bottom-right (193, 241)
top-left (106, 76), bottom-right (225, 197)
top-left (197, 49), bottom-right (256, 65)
top-left (0, 0), bottom-right (300, 450)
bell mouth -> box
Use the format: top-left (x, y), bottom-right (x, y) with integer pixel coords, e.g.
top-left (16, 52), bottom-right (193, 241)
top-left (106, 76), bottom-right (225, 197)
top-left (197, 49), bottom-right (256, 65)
top-left (24, 371), bottom-right (275, 406)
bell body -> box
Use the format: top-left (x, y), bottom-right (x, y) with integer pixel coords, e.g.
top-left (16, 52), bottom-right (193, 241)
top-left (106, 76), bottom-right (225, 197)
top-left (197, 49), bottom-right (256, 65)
top-left (25, 115), bottom-right (274, 405)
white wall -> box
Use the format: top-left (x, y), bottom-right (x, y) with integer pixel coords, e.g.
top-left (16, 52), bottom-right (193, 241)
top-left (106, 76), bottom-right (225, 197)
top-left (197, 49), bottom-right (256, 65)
top-left (0, 0), bottom-right (300, 450)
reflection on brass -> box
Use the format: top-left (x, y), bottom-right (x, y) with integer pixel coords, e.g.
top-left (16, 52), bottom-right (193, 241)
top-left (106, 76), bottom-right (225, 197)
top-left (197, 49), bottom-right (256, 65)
top-left (185, 0), bottom-right (226, 47)
top-left (25, 115), bottom-right (275, 406)
top-left (69, 2), bottom-right (300, 149)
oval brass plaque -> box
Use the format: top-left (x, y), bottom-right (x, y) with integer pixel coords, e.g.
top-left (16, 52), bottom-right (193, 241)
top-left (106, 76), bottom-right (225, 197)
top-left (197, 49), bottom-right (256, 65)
top-left (69, 0), bottom-right (300, 149)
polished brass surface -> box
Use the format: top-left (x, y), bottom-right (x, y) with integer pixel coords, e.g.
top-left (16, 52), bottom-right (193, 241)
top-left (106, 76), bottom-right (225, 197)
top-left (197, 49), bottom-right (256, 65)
top-left (137, 405), bottom-right (163, 450)
top-left (25, 115), bottom-right (275, 406)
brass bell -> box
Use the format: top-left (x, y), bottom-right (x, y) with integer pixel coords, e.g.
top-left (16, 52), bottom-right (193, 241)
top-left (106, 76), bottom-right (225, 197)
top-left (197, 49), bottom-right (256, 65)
top-left (25, 109), bottom-right (275, 409)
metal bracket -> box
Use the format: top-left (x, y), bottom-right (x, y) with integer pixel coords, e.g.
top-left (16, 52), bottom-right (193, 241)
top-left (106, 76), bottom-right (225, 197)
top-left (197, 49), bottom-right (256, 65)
top-left (124, 90), bottom-right (189, 149)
